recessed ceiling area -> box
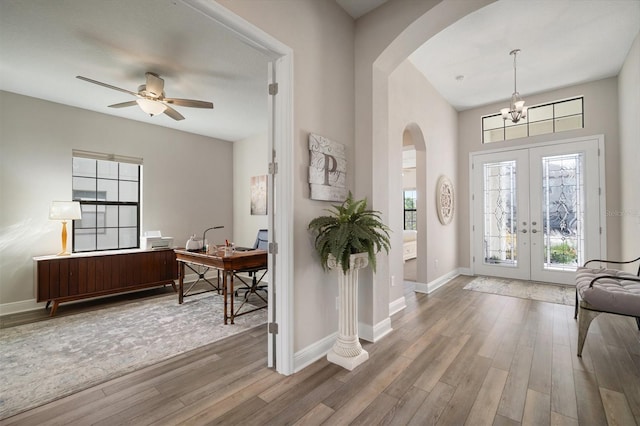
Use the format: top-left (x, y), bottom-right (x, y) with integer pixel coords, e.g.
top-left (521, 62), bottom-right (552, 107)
top-left (0, 0), bottom-right (271, 142)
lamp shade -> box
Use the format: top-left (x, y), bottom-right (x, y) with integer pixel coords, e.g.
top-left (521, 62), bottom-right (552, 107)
top-left (49, 201), bottom-right (82, 220)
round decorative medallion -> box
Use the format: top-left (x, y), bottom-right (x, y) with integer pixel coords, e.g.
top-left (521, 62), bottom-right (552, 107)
top-left (436, 175), bottom-right (454, 225)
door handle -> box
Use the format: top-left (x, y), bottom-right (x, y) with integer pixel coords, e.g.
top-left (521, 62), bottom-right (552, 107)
top-left (531, 229), bottom-right (538, 233)
top-left (521, 229), bottom-right (527, 233)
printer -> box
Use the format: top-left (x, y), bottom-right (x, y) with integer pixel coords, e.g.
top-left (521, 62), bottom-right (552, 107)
top-left (140, 231), bottom-right (174, 250)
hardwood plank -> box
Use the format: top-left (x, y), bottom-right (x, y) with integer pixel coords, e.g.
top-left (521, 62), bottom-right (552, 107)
top-left (586, 330), bottom-right (624, 392)
top-left (492, 413), bottom-right (521, 426)
top-left (257, 357), bottom-right (333, 403)
top-left (235, 364), bottom-right (344, 425)
top-left (521, 389), bottom-right (550, 426)
top-left (172, 370), bottom-right (282, 425)
top-left (465, 367), bottom-right (509, 425)
top-left (497, 344), bottom-right (534, 422)
top-left (350, 392), bottom-right (398, 425)
top-left (550, 411), bottom-right (579, 426)
top-left (492, 326), bottom-right (521, 371)
top-left (528, 324), bottom-right (552, 395)
top-left (435, 353), bottom-right (493, 425)
top-left (606, 344), bottom-right (640, 421)
top-left (600, 387), bottom-right (636, 426)
top-left (322, 355), bottom-right (413, 425)
top-left (292, 403), bottom-right (335, 426)
top-left (414, 333), bottom-right (471, 392)
top-left (408, 382), bottom-right (455, 426)
top-left (384, 334), bottom-right (449, 398)
top-left (380, 386), bottom-right (428, 426)
top-left (573, 369), bottom-right (608, 426)
top-left (551, 342), bottom-right (577, 419)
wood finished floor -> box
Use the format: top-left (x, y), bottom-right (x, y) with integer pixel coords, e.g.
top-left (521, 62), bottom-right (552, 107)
top-left (2, 275), bottom-right (639, 425)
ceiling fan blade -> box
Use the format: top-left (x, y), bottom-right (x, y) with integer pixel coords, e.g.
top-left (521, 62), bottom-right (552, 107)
top-left (108, 100), bottom-right (138, 108)
top-left (163, 98), bottom-right (214, 109)
top-left (76, 76), bottom-right (138, 97)
top-left (163, 105), bottom-right (185, 121)
top-left (145, 72), bottom-right (164, 98)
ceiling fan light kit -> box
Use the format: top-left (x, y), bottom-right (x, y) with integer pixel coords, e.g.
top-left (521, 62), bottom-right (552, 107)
top-left (500, 49), bottom-right (528, 124)
top-left (136, 98), bottom-right (167, 116)
top-left (76, 72), bottom-right (213, 121)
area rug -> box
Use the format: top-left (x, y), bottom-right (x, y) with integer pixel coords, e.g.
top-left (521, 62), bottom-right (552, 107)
top-left (0, 291), bottom-right (266, 420)
top-left (463, 276), bottom-right (575, 306)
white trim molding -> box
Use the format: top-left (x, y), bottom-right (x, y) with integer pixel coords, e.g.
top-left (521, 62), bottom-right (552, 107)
top-left (389, 295), bottom-right (407, 316)
top-left (294, 331), bottom-right (337, 373)
top-left (414, 269), bottom-right (460, 294)
top-left (358, 317), bottom-right (393, 343)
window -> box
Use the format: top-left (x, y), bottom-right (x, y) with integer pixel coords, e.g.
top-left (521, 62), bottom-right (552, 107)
top-left (482, 97), bottom-right (583, 143)
top-left (72, 151), bottom-right (142, 252)
top-left (404, 190), bottom-right (417, 230)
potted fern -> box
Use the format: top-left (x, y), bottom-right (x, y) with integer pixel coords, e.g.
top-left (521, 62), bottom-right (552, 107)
top-left (308, 192), bottom-right (390, 370)
top-left (308, 192), bottom-right (391, 274)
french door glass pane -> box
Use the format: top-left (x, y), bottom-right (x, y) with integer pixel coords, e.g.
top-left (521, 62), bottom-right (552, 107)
top-left (483, 160), bottom-right (518, 266)
top-left (541, 153), bottom-right (584, 271)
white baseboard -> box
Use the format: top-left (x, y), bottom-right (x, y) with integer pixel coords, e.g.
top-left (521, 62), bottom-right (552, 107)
top-left (359, 317), bottom-right (393, 343)
top-left (293, 331), bottom-right (337, 373)
top-left (0, 298), bottom-right (43, 316)
top-left (293, 314), bottom-right (394, 373)
top-left (414, 269), bottom-right (460, 294)
top-left (458, 267), bottom-right (473, 276)
top-left (389, 296), bottom-right (406, 316)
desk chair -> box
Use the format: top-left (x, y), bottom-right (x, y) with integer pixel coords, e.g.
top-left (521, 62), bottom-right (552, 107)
top-left (234, 229), bottom-right (268, 302)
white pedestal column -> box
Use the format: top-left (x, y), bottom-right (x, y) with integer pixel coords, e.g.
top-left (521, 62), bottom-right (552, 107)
top-left (327, 253), bottom-right (369, 370)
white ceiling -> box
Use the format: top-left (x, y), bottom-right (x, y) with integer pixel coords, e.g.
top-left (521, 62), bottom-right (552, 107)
top-left (335, 0), bottom-right (389, 19)
top-left (0, 0), bottom-right (271, 142)
top-left (409, 0), bottom-right (640, 111)
top-left (2, 0), bottom-right (639, 144)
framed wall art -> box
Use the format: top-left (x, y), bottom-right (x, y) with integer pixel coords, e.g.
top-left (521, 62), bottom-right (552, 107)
top-left (250, 175), bottom-right (267, 215)
top-left (308, 133), bottom-right (348, 202)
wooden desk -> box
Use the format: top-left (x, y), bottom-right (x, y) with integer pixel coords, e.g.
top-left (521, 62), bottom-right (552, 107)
top-left (174, 248), bottom-right (267, 324)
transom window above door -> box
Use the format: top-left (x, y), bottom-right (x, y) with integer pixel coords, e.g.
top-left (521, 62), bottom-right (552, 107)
top-left (482, 97), bottom-right (583, 143)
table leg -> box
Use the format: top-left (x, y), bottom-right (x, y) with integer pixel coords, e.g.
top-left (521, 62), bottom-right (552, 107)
top-left (223, 270), bottom-right (228, 324)
top-left (230, 272), bottom-right (235, 324)
top-left (178, 261), bottom-right (185, 304)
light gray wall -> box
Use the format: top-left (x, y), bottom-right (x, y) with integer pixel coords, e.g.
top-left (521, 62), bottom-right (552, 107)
top-left (233, 132), bottom-right (269, 248)
top-left (388, 60), bottom-right (458, 301)
top-left (618, 32), bottom-right (640, 266)
top-left (457, 77), bottom-right (622, 268)
top-left (0, 91), bottom-right (233, 307)
top-left (215, 0), bottom-right (356, 352)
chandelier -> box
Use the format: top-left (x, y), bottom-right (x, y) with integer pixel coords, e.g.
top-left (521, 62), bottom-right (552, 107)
top-left (500, 49), bottom-right (527, 123)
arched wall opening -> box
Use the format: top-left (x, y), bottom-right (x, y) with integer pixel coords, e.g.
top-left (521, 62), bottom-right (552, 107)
top-left (355, 0), bottom-right (492, 335)
top-left (400, 124), bottom-right (427, 286)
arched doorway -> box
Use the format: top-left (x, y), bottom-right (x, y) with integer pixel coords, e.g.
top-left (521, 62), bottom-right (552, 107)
top-left (400, 124), bottom-right (427, 285)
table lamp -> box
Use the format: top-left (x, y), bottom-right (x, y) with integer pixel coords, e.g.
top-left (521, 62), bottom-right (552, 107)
top-left (49, 201), bottom-right (82, 255)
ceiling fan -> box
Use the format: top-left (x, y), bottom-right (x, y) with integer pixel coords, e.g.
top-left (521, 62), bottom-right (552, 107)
top-left (76, 72), bottom-right (214, 121)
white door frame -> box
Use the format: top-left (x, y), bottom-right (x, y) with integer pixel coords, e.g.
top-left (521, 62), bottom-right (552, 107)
top-left (469, 134), bottom-right (607, 283)
top-left (182, 0), bottom-right (295, 375)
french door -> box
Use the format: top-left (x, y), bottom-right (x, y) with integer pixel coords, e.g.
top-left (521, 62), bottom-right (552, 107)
top-left (472, 137), bottom-right (603, 284)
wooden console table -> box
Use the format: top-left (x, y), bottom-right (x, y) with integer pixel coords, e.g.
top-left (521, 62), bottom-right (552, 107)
top-left (174, 248), bottom-right (267, 324)
top-left (34, 248), bottom-right (178, 316)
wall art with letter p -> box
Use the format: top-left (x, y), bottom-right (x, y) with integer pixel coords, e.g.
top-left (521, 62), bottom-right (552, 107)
top-left (308, 133), bottom-right (348, 202)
